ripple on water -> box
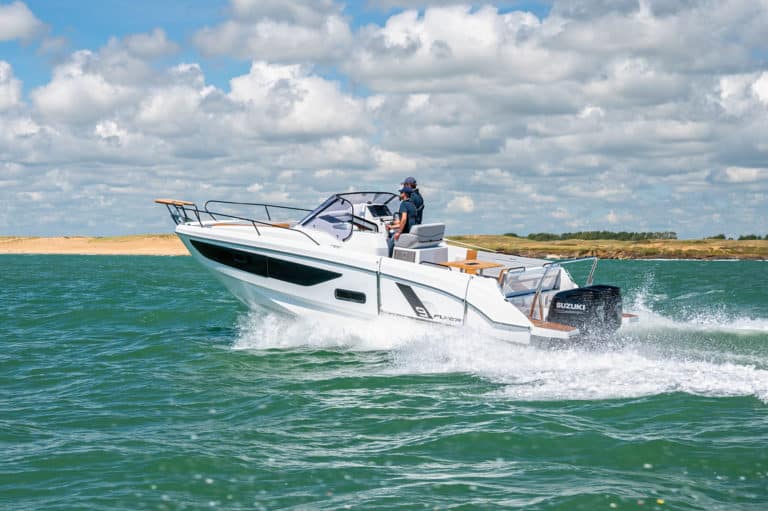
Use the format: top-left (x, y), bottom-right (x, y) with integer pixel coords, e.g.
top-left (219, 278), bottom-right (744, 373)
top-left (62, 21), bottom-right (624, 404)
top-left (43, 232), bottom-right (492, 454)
top-left (1, 256), bottom-right (767, 509)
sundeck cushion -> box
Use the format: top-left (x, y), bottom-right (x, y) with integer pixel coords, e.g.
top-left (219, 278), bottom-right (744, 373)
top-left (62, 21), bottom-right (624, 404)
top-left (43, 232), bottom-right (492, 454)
top-left (395, 223), bottom-right (445, 249)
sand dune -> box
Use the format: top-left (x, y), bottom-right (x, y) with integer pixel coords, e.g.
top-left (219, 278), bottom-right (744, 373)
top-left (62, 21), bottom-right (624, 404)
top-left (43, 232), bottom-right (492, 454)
top-left (0, 235), bottom-right (189, 256)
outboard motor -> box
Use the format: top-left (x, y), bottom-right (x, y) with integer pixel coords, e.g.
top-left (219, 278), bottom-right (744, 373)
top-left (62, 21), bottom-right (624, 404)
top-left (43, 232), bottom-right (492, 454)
top-left (547, 285), bottom-right (622, 334)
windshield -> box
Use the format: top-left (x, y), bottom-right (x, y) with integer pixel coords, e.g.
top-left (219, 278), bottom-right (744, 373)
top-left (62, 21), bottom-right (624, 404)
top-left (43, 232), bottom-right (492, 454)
top-left (299, 196), bottom-right (353, 240)
top-left (299, 192), bottom-right (398, 241)
top-left (336, 192), bottom-right (398, 206)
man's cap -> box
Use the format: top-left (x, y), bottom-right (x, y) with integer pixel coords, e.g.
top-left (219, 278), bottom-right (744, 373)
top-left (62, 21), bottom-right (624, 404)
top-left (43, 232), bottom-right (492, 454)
top-left (399, 185), bottom-right (413, 194)
top-left (402, 176), bottom-right (417, 186)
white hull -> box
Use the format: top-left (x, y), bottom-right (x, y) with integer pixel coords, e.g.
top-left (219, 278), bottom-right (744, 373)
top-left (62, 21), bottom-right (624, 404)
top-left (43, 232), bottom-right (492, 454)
top-left (177, 227), bottom-right (534, 344)
top-left (158, 192), bottom-right (631, 344)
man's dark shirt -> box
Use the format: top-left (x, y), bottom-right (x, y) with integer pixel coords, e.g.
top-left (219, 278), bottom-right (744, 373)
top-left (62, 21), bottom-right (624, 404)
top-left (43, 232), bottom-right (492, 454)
top-left (398, 199), bottom-right (417, 234)
top-left (411, 189), bottom-right (424, 224)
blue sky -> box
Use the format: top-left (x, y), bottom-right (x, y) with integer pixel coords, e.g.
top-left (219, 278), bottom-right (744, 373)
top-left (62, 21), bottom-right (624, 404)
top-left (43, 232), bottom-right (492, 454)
top-left (4, 1), bottom-right (553, 92)
top-left (4, 1), bottom-right (234, 90)
top-left (0, 0), bottom-right (766, 237)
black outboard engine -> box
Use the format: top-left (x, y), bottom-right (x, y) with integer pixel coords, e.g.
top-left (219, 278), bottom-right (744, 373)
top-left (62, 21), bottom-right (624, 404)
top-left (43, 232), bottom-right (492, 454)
top-left (547, 285), bottom-right (622, 335)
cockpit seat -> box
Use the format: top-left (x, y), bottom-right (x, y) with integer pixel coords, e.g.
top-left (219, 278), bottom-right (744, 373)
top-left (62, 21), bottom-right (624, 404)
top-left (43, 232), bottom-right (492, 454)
top-left (396, 223), bottom-right (445, 249)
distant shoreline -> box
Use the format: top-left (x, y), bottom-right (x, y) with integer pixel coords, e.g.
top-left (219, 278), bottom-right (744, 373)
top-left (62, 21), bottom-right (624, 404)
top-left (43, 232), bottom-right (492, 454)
top-left (449, 235), bottom-right (768, 261)
top-left (1, 234), bottom-right (766, 260)
top-left (0, 235), bottom-right (189, 256)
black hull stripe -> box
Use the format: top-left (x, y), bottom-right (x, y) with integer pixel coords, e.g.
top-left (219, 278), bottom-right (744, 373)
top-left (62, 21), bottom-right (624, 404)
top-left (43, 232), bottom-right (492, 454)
top-left (396, 283), bottom-right (433, 319)
top-left (190, 239), bottom-right (341, 286)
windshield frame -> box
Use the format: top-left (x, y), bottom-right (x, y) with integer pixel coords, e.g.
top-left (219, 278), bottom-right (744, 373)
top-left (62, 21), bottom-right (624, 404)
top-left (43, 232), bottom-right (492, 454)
top-left (299, 192), bottom-right (399, 242)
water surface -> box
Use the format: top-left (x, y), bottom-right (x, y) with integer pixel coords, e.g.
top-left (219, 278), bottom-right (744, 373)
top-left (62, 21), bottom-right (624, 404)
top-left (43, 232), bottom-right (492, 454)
top-left (2, 256), bottom-right (767, 510)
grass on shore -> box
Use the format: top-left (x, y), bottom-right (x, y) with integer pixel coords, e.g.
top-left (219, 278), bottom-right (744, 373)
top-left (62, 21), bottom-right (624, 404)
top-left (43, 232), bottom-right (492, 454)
top-left (448, 235), bottom-right (768, 260)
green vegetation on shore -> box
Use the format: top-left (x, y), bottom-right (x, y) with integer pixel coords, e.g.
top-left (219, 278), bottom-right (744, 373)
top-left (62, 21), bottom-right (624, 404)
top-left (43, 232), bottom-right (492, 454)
top-left (504, 231), bottom-right (768, 242)
top-left (449, 235), bottom-right (768, 260)
top-left (508, 231), bottom-right (679, 241)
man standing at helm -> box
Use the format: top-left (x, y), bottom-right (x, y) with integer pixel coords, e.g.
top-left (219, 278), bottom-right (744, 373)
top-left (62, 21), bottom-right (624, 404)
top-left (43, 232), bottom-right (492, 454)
top-left (386, 185), bottom-right (417, 257)
top-left (402, 177), bottom-right (424, 225)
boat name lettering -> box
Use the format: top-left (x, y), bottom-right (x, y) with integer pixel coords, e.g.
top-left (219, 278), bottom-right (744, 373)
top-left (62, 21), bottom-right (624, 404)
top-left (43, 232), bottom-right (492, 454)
top-left (432, 314), bottom-right (462, 323)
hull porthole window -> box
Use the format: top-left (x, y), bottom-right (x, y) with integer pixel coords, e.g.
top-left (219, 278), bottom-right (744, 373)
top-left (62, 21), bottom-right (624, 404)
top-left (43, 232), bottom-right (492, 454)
top-left (334, 289), bottom-right (366, 304)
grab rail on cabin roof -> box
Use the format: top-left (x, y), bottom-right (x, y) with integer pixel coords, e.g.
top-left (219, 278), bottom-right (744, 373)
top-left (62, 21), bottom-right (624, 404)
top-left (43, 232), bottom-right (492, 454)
top-left (154, 199), bottom-right (321, 246)
top-left (204, 199), bottom-right (379, 241)
top-left (204, 200), bottom-right (312, 222)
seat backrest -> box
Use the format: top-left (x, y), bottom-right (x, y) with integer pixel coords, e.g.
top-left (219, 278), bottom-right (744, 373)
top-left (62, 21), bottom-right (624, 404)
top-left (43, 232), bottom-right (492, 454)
top-left (410, 223), bottom-right (444, 240)
top-left (397, 223), bottom-right (445, 249)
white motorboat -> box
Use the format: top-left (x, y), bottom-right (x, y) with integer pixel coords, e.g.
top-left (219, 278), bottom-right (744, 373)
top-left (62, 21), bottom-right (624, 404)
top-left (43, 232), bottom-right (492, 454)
top-left (156, 192), bottom-right (636, 344)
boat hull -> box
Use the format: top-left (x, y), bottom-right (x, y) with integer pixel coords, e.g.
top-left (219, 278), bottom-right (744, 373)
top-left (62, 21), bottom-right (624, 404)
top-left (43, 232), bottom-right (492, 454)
top-left (178, 230), bottom-right (533, 345)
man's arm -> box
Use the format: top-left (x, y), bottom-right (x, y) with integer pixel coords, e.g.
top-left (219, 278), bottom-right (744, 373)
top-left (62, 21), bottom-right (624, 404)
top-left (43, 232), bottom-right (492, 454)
top-left (394, 212), bottom-right (408, 240)
top-left (386, 214), bottom-right (401, 231)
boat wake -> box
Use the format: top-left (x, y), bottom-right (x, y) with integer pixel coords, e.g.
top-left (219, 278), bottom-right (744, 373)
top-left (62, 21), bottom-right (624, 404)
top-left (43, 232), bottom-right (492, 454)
top-left (233, 308), bottom-right (438, 352)
top-left (233, 306), bottom-right (768, 404)
top-left (625, 289), bottom-right (768, 334)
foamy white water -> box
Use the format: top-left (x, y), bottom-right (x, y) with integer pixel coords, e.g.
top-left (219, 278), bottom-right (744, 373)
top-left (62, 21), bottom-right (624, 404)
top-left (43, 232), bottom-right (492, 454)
top-left (626, 290), bottom-right (768, 333)
top-left (233, 309), bottom-right (440, 351)
top-left (233, 309), bottom-right (768, 404)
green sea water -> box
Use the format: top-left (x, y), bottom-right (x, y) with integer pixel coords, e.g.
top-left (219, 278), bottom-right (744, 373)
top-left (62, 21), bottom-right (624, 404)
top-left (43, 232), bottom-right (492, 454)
top-left (1, 255), bottom-right (767, 510)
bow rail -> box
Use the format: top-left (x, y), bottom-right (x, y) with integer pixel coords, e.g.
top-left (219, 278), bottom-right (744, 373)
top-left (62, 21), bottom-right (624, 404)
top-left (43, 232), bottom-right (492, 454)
top-left (154, 198), bottom-right (321, 246)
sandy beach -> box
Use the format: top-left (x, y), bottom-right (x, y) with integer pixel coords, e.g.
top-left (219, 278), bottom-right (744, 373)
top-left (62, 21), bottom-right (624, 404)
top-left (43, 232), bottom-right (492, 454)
top-left (0, 235), bottom-right (189, 256)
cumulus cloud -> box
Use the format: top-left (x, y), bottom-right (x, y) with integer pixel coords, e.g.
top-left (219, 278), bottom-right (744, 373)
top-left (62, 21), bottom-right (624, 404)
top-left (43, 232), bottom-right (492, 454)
top-left (31, 51), bottom-right (138, 124)
top-left (194, 0), bottom-right (352, 62)
top-left (447, 195), bottom-right (474, 213)
top-left (347, 6), bottom-right (560, 91)
top-left (2, 0), bottom-right (768, 237)
top-left (712, 167), bottom-right (768, 184)
top-left (0, 1), bottom-right (44, 41)
top-left (123, 28), bottom-right (179, 58)
top-left (27, 27), bottom-right (185, 126)
top-left (230, 0), bottom-right (338, 25)
top-left (228, 61), bottom-right (368, 137)
top-left (0, 61), bottom-right (21, 110)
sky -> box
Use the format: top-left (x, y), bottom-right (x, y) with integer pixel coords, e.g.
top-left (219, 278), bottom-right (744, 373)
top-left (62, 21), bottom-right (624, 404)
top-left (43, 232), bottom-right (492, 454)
top-left (0, 0), bottom-right (766, 238)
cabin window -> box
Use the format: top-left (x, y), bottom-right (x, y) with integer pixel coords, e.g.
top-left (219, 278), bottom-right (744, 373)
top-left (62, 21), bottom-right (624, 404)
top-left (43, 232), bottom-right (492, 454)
top-left (190, 240), bottom-right (341, 286)
top-left (267, 256), bottom-right (342, 286)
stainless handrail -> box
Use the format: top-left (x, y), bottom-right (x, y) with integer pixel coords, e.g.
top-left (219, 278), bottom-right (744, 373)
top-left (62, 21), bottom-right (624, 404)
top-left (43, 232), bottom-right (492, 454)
top-left (158, 200), bottom-right (321, 245)
top-left (497, 266), bottom-right (526, 286)
top-left (544, 256), bottom-right (598, 286)
top-left (204, 200), bottom-right (312, 222)
top-left (586, 257), bottom-right (598, 286)
top-left (521, 256), bottom-right (599, 319)
top-left (204, 198), bottom-right (379, 242)
top-left (339, 196), bottom-right (355, 242)
top-left (202, 200), bottom-right (321, 245)
top-left (419, 260), bottom-right (452, 270)
top-left (201, 210), bottom-right (321, 246)
top-left (160, 202), bottom-right (203, 227)
top-left (543, 256), bottom-right (597, 266)
top-left (529, 264), bottom-right (557, 320)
